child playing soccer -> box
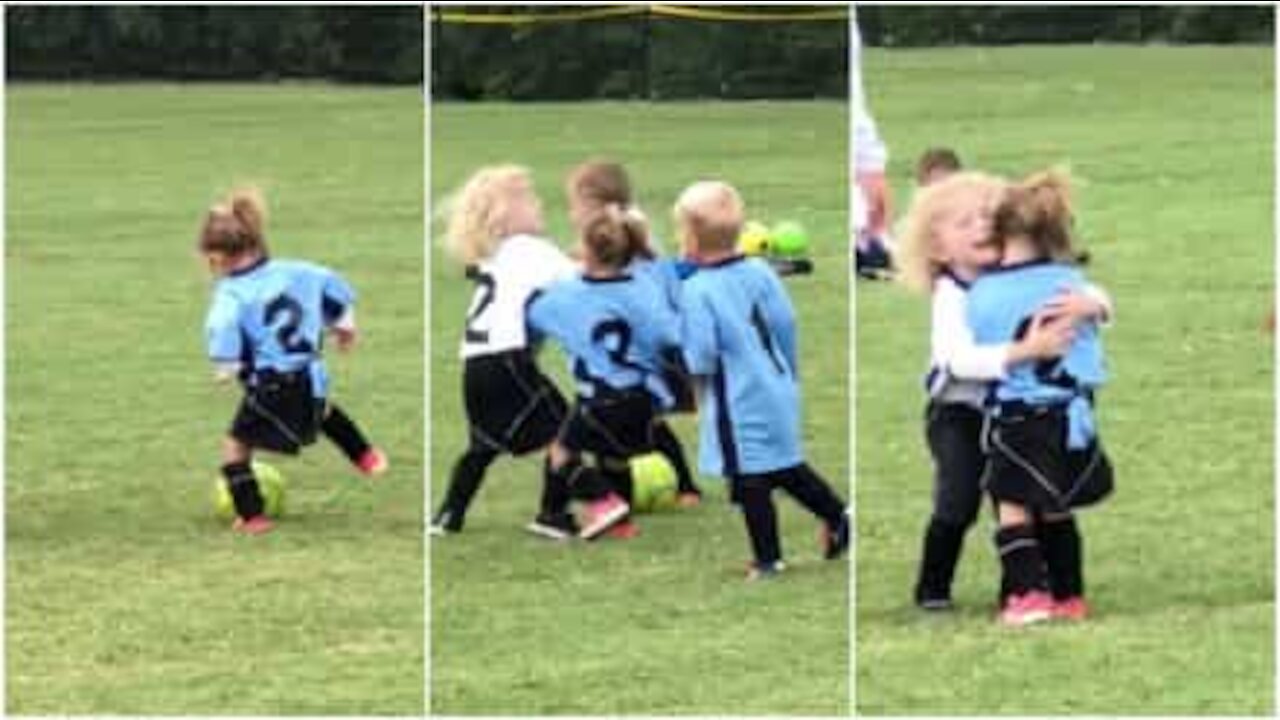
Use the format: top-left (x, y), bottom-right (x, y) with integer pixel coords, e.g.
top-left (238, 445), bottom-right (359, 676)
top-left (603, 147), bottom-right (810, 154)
top-left (675, 180), bottom-right (849, 579)
top-left (565, 159), bottom-right (701, 506)
top-left (430, 165), bottom-right (581, 539)
top-left (200, 187), bottom-right (387, 535)
top-left (525, 204), bottom-right (683, 540)
top-left (896, 171), bottom-right (1110, 610)
top-left (967, 170), bottom-right (1115, 625)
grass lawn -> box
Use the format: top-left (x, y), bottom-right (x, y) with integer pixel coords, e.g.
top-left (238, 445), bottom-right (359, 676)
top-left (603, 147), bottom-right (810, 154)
top-left (7, 85), bottom-right (424, 714)
top-left (856, 45), bottom-right (1274, 715)
top-left (430, 101), bottom-right (850, 715)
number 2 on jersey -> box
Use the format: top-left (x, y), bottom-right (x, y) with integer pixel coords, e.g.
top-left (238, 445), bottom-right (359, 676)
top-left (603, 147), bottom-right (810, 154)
top-left (464, 269), bottom-right (497, 344)
top-left (265, 294), bottom-right (314, 354)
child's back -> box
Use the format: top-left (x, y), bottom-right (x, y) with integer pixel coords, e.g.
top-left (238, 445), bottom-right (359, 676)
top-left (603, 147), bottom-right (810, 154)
top-left (682, 256), bottom-right (800, 476)
top-left (206, 257), bottom-right (353, 396)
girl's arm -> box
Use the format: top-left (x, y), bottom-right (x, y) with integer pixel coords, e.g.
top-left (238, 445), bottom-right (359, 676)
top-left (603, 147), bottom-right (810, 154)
top-left (935, 282), bottom-right (1073, 381)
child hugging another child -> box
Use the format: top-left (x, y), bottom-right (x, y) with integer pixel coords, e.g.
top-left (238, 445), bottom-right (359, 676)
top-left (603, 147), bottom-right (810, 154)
top-left (431, 165), bottom-right (579, 538)
top-left (675, 181), bottom-right (849, 580)
top-left (896, 170), bottom-right (1111, 616)
top-left (968, 170), bottom-right (1114, 626)
top-left (200, 187), bottom-right (387, 535)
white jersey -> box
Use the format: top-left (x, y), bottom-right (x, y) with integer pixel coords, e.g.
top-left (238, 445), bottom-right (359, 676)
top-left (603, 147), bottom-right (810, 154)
top-left (459, 234), bottom-right (577, 359)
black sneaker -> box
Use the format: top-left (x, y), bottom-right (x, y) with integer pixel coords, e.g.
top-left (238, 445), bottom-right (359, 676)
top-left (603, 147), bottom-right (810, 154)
top-left (917, 597), bottom-right (955, 612)
top-left (855, 239), bottom-right (893, 280)
top-left (430, 509), bottom-right (463, 536)
top-left (525, 512), bottom-right (579, 541)
top-left (823, 515), bottom-right (850, 560)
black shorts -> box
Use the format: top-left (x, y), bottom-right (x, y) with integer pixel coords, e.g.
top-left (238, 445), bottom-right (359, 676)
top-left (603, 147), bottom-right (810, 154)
top-left (559, 388), bottom-right (656, 460)
top-left (983, 403), bottom-right (1113, 512)
top-left (464, 350), bottom-right (567, 456)
top-left (925, 401), bottom-right (987, 527)
top-left (231, 370), bottom-right (326, 455)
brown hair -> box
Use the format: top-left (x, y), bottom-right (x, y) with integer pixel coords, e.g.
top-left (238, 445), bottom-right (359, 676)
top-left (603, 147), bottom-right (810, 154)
top-left (916, 147), bottom-right (963, 185)
top-left (993, 169), bottom-right (1077, 261)
top-left (567, 159), bottom-right (652, 259)
top-left (580, 204), bottom-right (648, 270)
top-left (199, 187), bottom-right (267, 257)
top-left (567, 159), bottom-right (633, 211)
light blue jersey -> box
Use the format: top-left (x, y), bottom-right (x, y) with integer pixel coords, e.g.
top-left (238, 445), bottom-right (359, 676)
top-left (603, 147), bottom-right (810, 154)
top-left (527, 272), bottom-right (681, 408)
top-left (204, 257), bottom-right (355, 398)
top-left (682, 256), bottom-right (801, 476)
top-left (967, 259), bottom-right (1106, 447)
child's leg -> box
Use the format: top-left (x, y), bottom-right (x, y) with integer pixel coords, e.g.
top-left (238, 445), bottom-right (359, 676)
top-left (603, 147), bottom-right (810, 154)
top-left (322, 403), bottom-right (385, 476)
top-left (994, 502), bottom-right (1049, 602)
top-left (737, 474), bottom-right (783, 568)
top-left (651, 420), bottom-right (700, 497)
top-left (915, 406), bottom-right (984, 605)
top-left (774, 463), bottom-right (846, 527)
top-left (598, 455), bottom-right (634, 503)
top-left (545, 441), bottom-right (628, 539)
top-left (1038, 511), bottom-right (1084, 600)
top-left (432, 443), bottom-right (500, 532)
top-left (220, 436), bottom-right (264, 520)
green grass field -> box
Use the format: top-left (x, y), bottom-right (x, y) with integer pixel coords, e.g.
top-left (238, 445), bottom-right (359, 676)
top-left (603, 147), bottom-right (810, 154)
top-left (7, 85), bottom-right (424, 714)
top-left (430, 102), bottom-right (849, 714)
top-left (856, 46), bottom-right (1274, 714)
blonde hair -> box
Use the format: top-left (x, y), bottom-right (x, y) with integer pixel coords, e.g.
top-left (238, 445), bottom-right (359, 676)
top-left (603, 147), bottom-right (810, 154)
top-left (199, 186), bottom-right (268, 257)
top-left (444, 165), bottom-right (544, 265)
top-left (993, 168), bottom-right (1077, 261)
top-left (895, 171), bottom-right (1007, 293)
top-left (673, 180), bottom-right (744, 254)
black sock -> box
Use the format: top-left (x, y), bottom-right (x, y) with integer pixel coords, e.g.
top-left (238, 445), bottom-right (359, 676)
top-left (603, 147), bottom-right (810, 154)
top-left (222, 461), bottom-right (264, 519)
top-left (915, 517), bottom-right (967, 603)
top-left (994, 524), bottom-right (1048, 600)
top-left (1039, 517), bottom-right (1084, 600)
top-left (599, 456), bottom-right (633, 503)
top-left (434, 446), bottom-right (498, 531)
top-left (775, 463), bottom-right (846, 528)
top-left (554, 455), bottom-right (612, 501)
top-left (738, 475), bottom-right (782, 566)
top-left (538, 455), bottom-right (572, 517)
top-left (652, 421), bottom-right (699, 495)
top-left (322, 404), bottom-right (373, 465)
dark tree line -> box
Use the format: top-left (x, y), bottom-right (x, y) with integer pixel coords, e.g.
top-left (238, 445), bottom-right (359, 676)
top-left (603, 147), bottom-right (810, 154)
top-left (7, 6), bottom-right (423, 83)
top-left (860, 5), bottom-right (1273, 47)
top-left (6, 6), bottom-right (1269, 92)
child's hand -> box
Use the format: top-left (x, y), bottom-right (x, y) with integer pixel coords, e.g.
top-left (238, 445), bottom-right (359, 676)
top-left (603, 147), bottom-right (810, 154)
top-left (1040, 289), bottom-right (1106, 323)
top-left (1010, 312), bottom-right (1074, 363)
top-left (332, 327), bottom-right (358, 352)
top-left (212, 364), bottom-right (240, 384)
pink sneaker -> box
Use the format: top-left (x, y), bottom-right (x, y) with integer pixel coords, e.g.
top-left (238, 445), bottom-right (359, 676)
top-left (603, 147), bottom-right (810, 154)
top-left (579, 493), bottom-right (630, 540)
top-left (1053, 596), bottom-right (1089, 621)
top-left (233, 515), bottom-right (275, 536)
top-left (357, 448), bottom-right (389, 477)
top-left (999, 591), bottom-right (1055, 627)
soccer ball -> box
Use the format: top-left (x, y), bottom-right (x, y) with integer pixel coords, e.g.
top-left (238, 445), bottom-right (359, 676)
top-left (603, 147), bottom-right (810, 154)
top-left (630, 452), bottom-right (677, 513)
top-left (213, 460), bottom-right (286, 519)
top-left (737, 220), bottom-right (772, 256)
top-left (771, 220), bottom-right (809, 257)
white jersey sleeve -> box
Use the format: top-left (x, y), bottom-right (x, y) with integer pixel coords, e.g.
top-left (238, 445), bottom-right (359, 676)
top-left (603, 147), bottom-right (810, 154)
top-left (928, 276), bottom-right (1008, 406)
top-left (459, 234), bottom-right (578, 359)
top-left (852, 12), bottom-right (888, 175)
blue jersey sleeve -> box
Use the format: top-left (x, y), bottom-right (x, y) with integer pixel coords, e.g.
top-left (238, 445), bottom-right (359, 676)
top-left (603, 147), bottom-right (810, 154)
top-left (204, 287), bottom-right (243, 363)
top-left (320, 267), bottom-right (356, 325)
top-left (681, 285), bottom-right (720, 376)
